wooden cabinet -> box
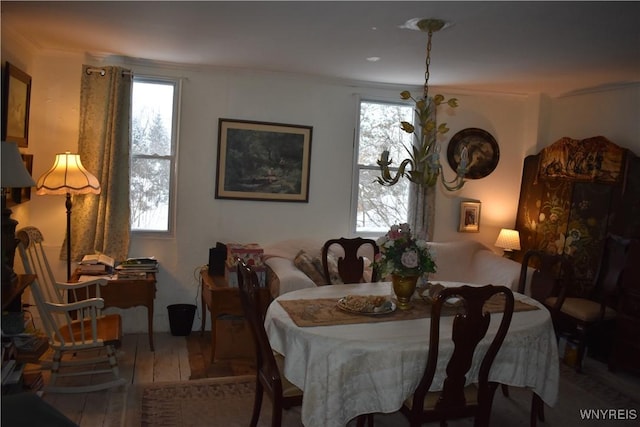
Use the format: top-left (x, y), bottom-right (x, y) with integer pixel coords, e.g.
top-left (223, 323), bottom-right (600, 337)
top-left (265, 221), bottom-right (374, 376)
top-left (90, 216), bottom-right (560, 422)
top-left (199, 268), bottom-right (271, 363)
top-left (515, 137), bottom-right (640, 298)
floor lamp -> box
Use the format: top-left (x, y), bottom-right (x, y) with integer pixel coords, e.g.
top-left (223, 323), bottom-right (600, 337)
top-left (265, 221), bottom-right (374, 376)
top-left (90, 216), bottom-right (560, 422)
top-left (36, 152), bottom-right (101, 280)
top-left (2, 141), bottom-right (37, 289)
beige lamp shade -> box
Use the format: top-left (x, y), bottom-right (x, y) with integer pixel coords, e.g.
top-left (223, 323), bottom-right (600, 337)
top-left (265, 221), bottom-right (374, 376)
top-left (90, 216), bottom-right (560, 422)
top-left (1, 141), bottom-right (36, 188)
top-left (495, 228), bottom-right (521, 251)
top-left (36, 152), bottom-right (101, 195)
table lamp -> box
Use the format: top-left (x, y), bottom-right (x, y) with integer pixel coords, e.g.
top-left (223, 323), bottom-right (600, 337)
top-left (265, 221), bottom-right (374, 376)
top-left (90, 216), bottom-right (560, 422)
top-left (495, 228), bottom-right (521, 258)
top-left (36, 152), bottom-right (101, 280)
top-left (2, 141), bottom-right (36, 287)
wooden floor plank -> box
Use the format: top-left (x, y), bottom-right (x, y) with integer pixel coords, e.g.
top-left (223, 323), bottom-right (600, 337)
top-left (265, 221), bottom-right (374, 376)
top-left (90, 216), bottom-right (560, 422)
top-left (117, 333), bottom-right (137, 384)
top-left (131, 333), bottom-right (154, 384)
top-left (177, 334), bottom-right (192, 380)
top-left (151, 333), bottom-right (183, 382)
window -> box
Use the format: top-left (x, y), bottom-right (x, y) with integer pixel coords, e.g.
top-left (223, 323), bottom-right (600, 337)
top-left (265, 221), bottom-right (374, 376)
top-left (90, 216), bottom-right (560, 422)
top-left (130, 77), bottom-right (179, 233)
top-left (353, 99), bottom-right (413, 234)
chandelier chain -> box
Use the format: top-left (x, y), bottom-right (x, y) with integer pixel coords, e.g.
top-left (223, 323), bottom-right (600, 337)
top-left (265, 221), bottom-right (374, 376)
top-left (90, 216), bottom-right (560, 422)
top-left (424, 30), bottom-right (433, 99)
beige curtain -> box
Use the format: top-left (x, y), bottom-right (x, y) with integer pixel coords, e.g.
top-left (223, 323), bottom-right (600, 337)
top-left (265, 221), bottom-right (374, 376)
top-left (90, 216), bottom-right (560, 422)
top-left (407, 97), bottom-right (436, 241)
top-left (62, 65), bottom-right (132, 263)
top-left (408, 183), bottom-right (435, 241)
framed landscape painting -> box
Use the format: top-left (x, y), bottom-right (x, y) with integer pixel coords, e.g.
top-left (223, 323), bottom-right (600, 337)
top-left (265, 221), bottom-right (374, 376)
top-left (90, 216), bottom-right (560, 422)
top-left (2, 63), bottom-right (32, 147)
top-left (215, 118), bottom-right (313, 202)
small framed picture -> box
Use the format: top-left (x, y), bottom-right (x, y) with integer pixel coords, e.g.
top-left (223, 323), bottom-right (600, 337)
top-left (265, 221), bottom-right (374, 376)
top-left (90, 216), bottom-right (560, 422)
top-left (215, 118), bottom-right (313, 202)
top-left (2, 63), bottom-right (32, 148)
top-left (459, 201), bottom-right (481, 232)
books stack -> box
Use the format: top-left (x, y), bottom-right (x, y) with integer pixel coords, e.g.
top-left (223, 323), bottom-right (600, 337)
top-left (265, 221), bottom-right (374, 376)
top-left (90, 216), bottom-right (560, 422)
top-left (116, 257), bottom-right (158, 279)
top-left (78, 253), bottom-right (116, 275)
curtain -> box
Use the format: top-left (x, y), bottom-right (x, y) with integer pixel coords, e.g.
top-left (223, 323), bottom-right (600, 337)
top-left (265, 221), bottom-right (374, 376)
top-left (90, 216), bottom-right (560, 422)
top-left (407, 97), bottom-right (436, 241)
top-left (408, 183), bottom-right (435, 241)
top-left (62, 65), bottom-right (132, 263)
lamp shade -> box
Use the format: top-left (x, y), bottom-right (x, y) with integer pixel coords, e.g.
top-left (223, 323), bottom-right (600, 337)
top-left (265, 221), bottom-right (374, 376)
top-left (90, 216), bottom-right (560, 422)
top-left (1, 141), bottom-right (36, 188)
top-left (495, 228), bottom-right (521, 251)
top-left (36, 152), bottom-right (101, 195)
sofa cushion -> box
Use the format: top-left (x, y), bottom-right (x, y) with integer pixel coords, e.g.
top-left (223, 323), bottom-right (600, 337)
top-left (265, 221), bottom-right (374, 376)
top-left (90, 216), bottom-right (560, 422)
top-left (294, 250), bottom-right (327, 286)
top-left (264, 257), bottom-right (316, 297)
top-left (293, 250), bottom-right (344, 286)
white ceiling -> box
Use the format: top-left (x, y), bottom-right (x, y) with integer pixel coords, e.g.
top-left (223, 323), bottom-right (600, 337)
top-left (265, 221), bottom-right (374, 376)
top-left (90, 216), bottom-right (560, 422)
top-left (2, 1), bottom-right (639, 96)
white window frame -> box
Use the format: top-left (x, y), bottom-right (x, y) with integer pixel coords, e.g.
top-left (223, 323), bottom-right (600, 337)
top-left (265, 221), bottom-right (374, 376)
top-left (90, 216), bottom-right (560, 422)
top-left (130, 75), bottom-right (181, 236)
top-left (350, 95), bottom-right (413, 238)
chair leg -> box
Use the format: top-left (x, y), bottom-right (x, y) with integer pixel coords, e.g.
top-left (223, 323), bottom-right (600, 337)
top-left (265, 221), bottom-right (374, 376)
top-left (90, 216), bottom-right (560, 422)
top-left (530, 393), bottom-right (544, 427)
top-left (250, 380), bottom-right (264, 427)
top-left (501, 383), bottom-right (510, 397)
top-left (355, 414), bottom-right (374, 427)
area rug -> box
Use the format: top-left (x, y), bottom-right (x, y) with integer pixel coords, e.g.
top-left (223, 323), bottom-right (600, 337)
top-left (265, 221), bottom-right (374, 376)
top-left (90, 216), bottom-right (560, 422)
top-left (126, 362), bottom-right (640, 427)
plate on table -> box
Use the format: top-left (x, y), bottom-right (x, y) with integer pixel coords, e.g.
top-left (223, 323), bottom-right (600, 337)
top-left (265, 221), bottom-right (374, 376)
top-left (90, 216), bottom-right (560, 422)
top-left (420, 283), bottom-right (463, 307)
top-left (337, 295), bottom-right (396, 315)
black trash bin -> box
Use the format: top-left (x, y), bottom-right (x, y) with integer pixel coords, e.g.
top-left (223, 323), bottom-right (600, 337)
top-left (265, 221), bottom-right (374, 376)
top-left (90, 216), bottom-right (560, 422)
top-left (167, 304), bottom-right (196, 336)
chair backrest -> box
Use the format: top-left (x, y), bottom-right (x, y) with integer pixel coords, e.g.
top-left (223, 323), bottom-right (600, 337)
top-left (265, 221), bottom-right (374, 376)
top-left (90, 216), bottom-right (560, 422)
top-left (16, 227), bottom-right (70, 343)
top-left (237, 259), bottom-right (285, 396)
top-left (16, 226), bottom-right (104, 347)
top-left (16, 227), bottom-right (65, 304)
top-left (411, 285), bottom-right (514, 421)
top-left (518, 250), bottom-right (573, 305)
top-left (591, 234), bottom-right (632, 310)
top-left (321, 237), bottom-right (379, 284)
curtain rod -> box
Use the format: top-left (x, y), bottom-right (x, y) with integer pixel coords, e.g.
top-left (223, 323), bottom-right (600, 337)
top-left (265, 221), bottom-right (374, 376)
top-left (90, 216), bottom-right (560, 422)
top-left (85, 67), bottom-right (133, 77)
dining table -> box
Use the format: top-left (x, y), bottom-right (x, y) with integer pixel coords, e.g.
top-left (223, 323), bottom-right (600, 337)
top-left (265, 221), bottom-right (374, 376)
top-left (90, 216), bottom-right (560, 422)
top-left (264, 281), bottom-right (559, 427)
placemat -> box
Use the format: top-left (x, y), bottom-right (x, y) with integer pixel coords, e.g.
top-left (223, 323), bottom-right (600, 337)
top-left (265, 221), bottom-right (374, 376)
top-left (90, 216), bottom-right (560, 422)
top-left (278, 294), bottom-right (538, 327)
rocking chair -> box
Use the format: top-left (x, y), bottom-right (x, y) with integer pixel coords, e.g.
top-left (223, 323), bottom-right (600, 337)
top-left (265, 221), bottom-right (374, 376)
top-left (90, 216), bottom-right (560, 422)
top-left (16, 226), bottom-right (126, 393)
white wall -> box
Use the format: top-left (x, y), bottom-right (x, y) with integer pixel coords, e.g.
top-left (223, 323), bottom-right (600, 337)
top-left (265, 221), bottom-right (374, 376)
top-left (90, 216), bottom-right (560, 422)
top-left (544, 85), bottom-right (640, 154)
top-left (4, 32), bottom-right (638, 333)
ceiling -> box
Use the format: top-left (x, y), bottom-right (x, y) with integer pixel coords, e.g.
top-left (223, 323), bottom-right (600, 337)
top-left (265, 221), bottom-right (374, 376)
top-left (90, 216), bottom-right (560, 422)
top-left (2, 1), bottom-right (639, 97)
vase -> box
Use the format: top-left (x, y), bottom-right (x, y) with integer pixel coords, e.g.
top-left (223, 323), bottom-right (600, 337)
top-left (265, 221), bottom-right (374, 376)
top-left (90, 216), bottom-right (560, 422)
top-left (391, 274), bottom-right (419, 310)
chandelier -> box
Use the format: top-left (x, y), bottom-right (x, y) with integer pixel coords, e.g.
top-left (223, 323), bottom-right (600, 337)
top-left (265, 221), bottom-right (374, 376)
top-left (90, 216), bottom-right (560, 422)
top-left (377, 18), bottom-right (468, 191)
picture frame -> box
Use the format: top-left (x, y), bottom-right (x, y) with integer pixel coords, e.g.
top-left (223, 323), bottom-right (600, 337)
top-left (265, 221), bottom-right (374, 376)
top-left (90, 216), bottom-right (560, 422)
top-left (2, 63), bottom-right (32, 148)
top-left (6, 153), bottom-right (33, 207)
top-left (215, 118), bottom-right (313, 202)
top-left (459, 201), bottom-right (481, 233)
top-left (447, 128), bottom-right (499, 180)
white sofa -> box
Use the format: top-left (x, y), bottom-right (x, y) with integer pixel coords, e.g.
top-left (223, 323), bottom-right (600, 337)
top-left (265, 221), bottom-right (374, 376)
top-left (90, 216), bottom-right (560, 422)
top-left (263, 238), bottom-right (523, 298)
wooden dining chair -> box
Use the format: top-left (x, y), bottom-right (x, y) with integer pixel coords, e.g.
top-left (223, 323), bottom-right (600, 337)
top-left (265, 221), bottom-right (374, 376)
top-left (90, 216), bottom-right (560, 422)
top-left (520, 237), bottom-right (627, 372)
top-left (321, 237), bottom-right (379, 284)
top-left (400, 285), bottom-right (514, 427)
top-left (237, 259), bottom-right (303, 427)
top-left (16, 226), bottom-right (126, 393)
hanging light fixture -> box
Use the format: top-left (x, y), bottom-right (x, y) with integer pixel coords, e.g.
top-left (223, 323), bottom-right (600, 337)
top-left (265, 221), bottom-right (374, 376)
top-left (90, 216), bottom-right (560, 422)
top-left (377, 18), bottom-right (468, 191)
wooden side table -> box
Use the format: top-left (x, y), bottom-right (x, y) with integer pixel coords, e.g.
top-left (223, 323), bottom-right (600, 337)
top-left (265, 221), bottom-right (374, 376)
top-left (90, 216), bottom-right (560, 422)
top-left (2, 274), bottom-right (36, 311)
top-left (199, 267), bottom-right (271, 363)
top-left (70, 271), bottom-right (157, 351)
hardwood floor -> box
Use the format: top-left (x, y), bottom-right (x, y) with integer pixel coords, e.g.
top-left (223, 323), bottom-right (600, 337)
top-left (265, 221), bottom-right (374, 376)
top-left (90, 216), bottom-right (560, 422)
top-left (39, 332), bottom-right (192, 426)
top-left (27, 332), bottom-right (640, 427)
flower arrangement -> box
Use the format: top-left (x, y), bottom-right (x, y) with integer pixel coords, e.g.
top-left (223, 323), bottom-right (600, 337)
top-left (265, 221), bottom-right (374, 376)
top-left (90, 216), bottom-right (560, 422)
top-left (374, 223), bottom-right (437, 278)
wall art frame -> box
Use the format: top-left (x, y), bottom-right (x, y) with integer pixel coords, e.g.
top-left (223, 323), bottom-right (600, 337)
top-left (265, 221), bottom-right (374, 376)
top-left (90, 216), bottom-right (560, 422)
top-left (447, 127), bottom-right (499, 180)
top-left (459, 201), bottom-right (481, 233)
top-left (215, 118), bottom-right (313, 202)
top-left (2, 63), bottom-right (32, 148)
top-left (6, 153), bottom-right (33, 207)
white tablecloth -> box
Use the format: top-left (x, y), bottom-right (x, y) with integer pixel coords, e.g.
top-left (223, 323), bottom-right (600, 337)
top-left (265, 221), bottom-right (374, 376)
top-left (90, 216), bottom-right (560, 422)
top-left (264, 281), bottom-right (559, 427)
